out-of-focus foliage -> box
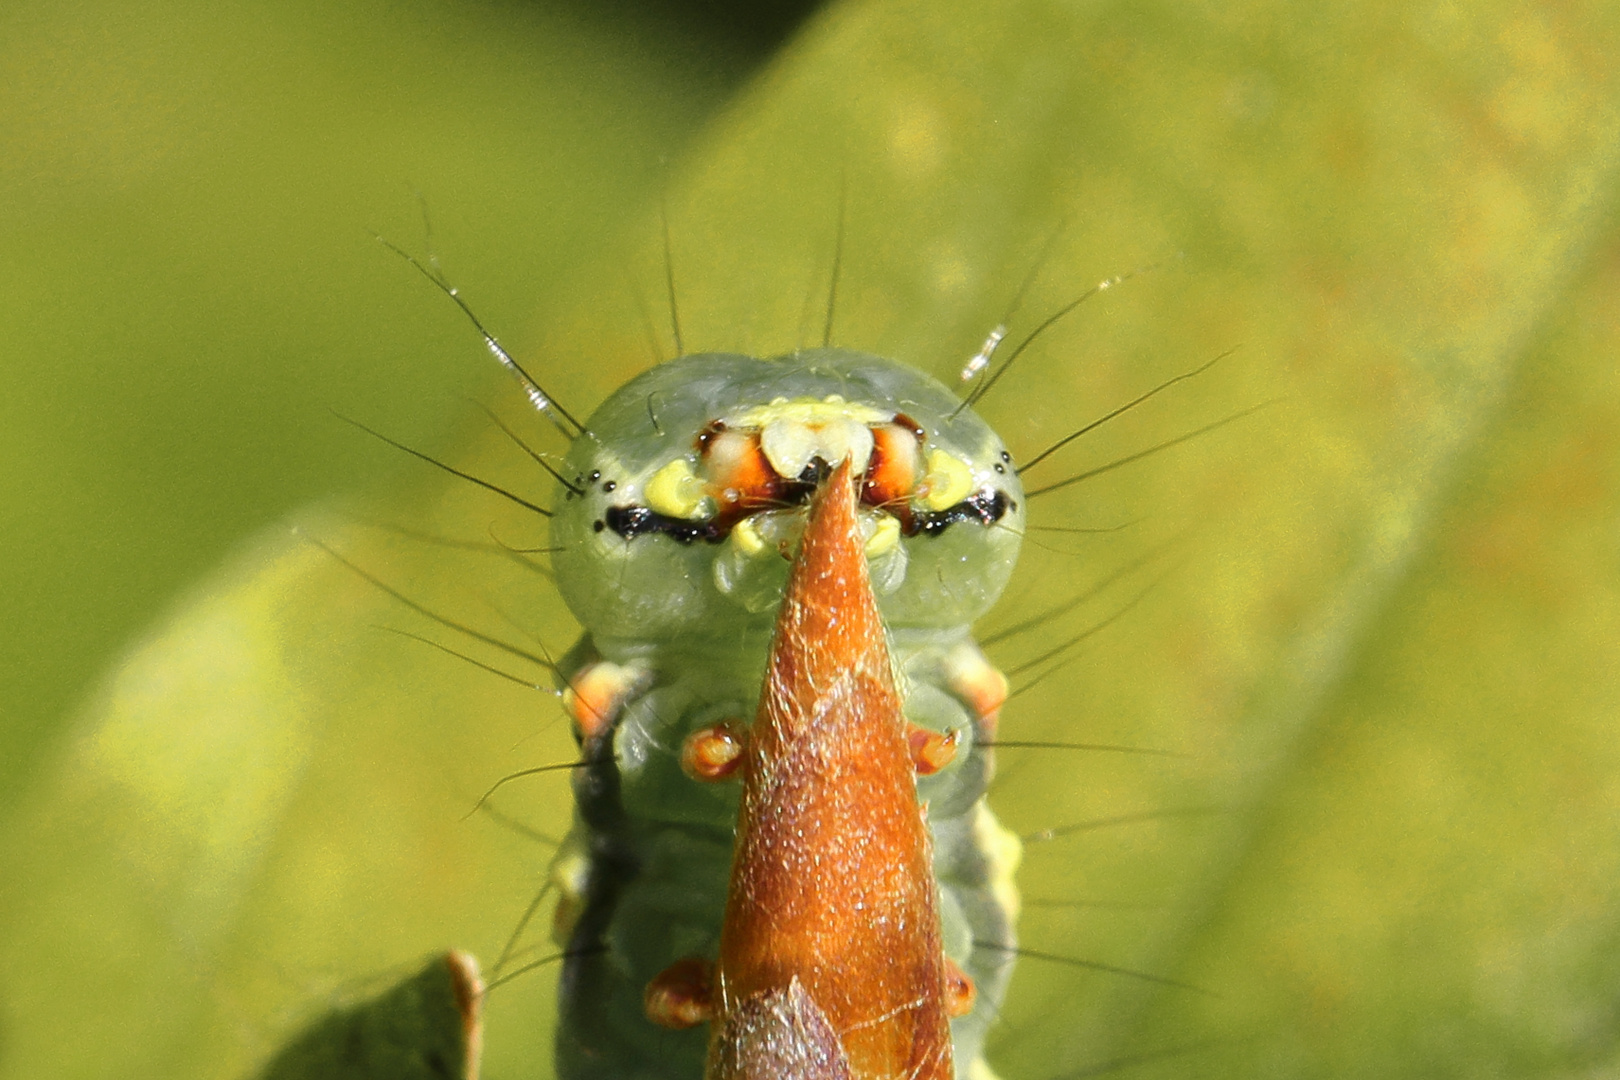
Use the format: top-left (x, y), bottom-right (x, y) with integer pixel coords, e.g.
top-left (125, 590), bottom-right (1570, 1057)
top-left (255, 952), bottom-right (482, 1080)
top-left (2, 1), bottom-right (1618, 1079)
top-left (0, 0), bottom-right (762, 807)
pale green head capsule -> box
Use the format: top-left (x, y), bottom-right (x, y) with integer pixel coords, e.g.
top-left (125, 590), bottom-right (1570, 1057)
top-left (550, 349), bottom-right (1025, 644)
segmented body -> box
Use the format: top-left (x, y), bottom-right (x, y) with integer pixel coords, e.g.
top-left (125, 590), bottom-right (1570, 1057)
top-left (546, 350), bottom-right (1026, 1080)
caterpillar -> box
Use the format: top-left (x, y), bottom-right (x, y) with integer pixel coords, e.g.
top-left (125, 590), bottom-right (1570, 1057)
top-left (256, 220), bottom-right (1213, 1080)
top-left (543, 349), bottom-right (1027, 1080)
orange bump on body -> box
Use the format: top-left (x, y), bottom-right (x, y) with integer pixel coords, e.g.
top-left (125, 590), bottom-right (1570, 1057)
top-left (645, 957), bottom-right (716, 1030)
top-left (563, 660), bottom-right (644, 741)
top-left (681, 724), bottom-right (746, 782)
top-left (943, 641), bottom-right (1009, 727)
top-left (709, 459), bottom-right (953, 1080)
top-left (906, 724), bottom-right (961, 776)
top-left (942, 959), bottom-right (976, 1019)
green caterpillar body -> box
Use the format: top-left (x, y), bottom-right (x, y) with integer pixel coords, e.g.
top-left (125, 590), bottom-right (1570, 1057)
top-left (546, 350), bottom-right (1026, 1080)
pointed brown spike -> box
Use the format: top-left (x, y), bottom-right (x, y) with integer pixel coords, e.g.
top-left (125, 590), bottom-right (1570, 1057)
top-left (710, 459), bottom-right (953, 1080)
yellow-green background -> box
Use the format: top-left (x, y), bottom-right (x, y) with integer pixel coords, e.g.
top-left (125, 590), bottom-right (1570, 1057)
top-left (3, 1), bottom-right (1618, 1078)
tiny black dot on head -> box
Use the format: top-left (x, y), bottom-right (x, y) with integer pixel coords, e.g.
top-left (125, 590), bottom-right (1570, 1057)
top-left (602, 480), bottom-right (617, 493)
top-left (592, 520), bottom-right (605, 533)
top-left (588, 470), bottom-right (601, 481)
top-left (993, 463), bottom-right (1006, 474)
top-left (1000, 450), bottom-right (1011, 462)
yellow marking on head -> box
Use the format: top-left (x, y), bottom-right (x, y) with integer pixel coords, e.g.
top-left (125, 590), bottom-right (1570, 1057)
top-left (919, 448), bottom-right (973, 510)
top-left (644, 458), bottom-right (710, 520)
top-left (726, 394), bottom-right (890, 431)
top-left (863, 513), bottom-right (900, 557)
top-left (728, 396), bottom-right (887, 479)
top-left (731, 516), bottom-right (767, 558)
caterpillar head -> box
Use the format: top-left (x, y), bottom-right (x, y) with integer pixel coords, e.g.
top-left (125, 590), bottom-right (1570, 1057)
top-left (551, 349), bottom-right (1025, 644)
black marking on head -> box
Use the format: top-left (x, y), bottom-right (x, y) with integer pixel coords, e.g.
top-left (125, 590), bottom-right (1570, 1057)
top-left (604, 505), bottom-right (726, 545)
top-left (602, 482), bottom-right (1011, 544)
top-left (902, 489), bottom-right (1013, 537)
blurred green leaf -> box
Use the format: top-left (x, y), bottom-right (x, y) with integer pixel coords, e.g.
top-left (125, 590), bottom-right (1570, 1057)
top-left (0, 0), bottom-right (763, 808)
top-left (255, 952), bottom-right (482, 1080)
top-left (3, 1), bottom-right (1619, 1079)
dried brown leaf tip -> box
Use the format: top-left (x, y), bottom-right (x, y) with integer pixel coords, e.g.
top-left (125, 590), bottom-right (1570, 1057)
top-left (708, 459), bottom-right (954, 1080)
